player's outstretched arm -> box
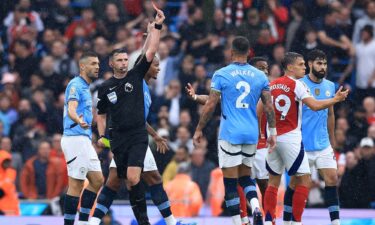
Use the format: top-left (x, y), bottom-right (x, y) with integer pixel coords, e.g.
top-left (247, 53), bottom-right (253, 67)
top-left (67, 100), bottom-right (89, 129)
top-left (193, 90), bottom-right (220, 146)
top-left (146, 122), bottom-right (169, 153)
top-left (141, 22), bottom-right (154, 55)
top-left (303, 86), bottom-right (349, 111)
top-left (145, 6), bottom-right (165, 62)
top-left (185, 83), bottom-right (209, 105)
top-left (260, 90), bottom-right (276, 150)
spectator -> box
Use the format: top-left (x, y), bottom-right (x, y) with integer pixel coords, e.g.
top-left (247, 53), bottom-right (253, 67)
top-left (368, 125), bottom-right (375, 139)
top-left (0, 95), bottom-right (18, 136)
top-left (20, 141), bottom-right (64, 199)
top-left (12, 112), bottom-right (41, 161)
top-left (339, 151), bottom-right (364, 208)
top-left (0, 137), bottom-right (22, 189)
top-left (352, 0), bottom-right (375, 44)
top-left (207, 167), bottom-right (225, 216)
top-left (0, 150), bottom-right (20, 215)
top-left (96, 2), bottom-right (126, 42)
top-left (299, 28), bottom-right (324, 57)
top-left (358, 137), bottom-right (375, 207)
top-left (341, 25), bottom-right (375, 101)
top-left (162, 146), bottom-right (190, 185)
top-left (49, 133), bottom-right (68, 188)
top-left (12, 39), bottom-right (39, 86)
top-left (165, 162), bottom-right (203, 217)
top-left (237, 8), bottom-right (262, 46)
top-left (37, 55), bottom-right (66, 98)
top-left (93, 36), bottom-right (111, 76)
top-left (260, 0), bottom-right (289, 42)
top-left (363, 96), bottom-right (375, 125)
top-left (50, 40), bottom-right (79, 77)
top-left (64, 7), bottom-right (96, 41)
top-left (286, 1), bottom-right (310, 52)
top-left (253, 23), bottom-right (277, 58)
top-left (316, 7), bottom-right (354, 57)
top-left (170, 126), bottom-right (194, 152)
top-left (190, 148), bottom-right (215, 199)
top-left (44, 0), bottom-right (74, 33)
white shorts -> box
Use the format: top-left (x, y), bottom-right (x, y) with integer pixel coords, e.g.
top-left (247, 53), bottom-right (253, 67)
top-left (266, 142), bottom-right (310, 176)
top-left (218, 140), bottom-right (256, 168)
top-left (110, 146), bottom-right (157, 172)
top-left (306, 145), bottom-right (337, 170)
top-left (61, 136), bottom-right (102, 180)
top-left (252, 148), bottom-right (269, 180)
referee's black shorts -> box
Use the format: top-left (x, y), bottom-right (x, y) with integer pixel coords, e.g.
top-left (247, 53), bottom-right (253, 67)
top-left (109, 128), bottom-right (148, 178)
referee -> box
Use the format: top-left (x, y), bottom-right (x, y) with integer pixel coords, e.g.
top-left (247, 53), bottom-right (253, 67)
top-left (96, 6), bottom-right (165, 219)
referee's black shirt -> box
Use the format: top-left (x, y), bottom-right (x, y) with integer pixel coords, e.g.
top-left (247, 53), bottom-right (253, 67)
top-left (97, 54), bottom-right (152, 132)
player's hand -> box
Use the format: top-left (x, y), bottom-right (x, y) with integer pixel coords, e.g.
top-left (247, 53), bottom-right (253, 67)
top-left (97, 137), bottom-right (105, 148)
top-left (267, 135), bottom-right (277, 153)
top-left (152, 2), bottom-right (165, 25)
top-left (78, 115), bottom-right (89, 129)
top-left (334, 86), bottom-right (349, 102)
top-left (154, 135), bottom-right (169, 154)
top-left (193, 130), bottom-right (203, 147)
top-left (185, 83), bottom-right (196, 99)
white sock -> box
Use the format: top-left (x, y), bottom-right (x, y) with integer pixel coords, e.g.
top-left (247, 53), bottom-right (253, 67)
top-left (332, 219), bottom-right (340, 225)
top-left (231, 214), bottom-right (242, 225)
top-left (89, 217), bottom-right (101, 225)
top-left (265, 222), bottom-right (273, 225)
top-left (291, 222), bottom-right (302, 225)
top-left (241, 215), bottom-right (250, 224)
top-left (250, 198), bottom-right (260, 214)
top-left (283, 221), bottom-right (292, 225)
top-left (164, 215), bottom-right (177, 225)
top-left (77, 221), bottom-right (88, 225)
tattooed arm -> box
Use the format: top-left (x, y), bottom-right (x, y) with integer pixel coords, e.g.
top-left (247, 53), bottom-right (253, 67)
top-left (260, 90), bottom-right (276, 128)
top-left (193, 90), bottom-right (220, 145)
top-left (260, 89), bottom-right (277, 150)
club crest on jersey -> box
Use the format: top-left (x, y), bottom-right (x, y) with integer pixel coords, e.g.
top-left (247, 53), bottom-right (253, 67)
top-left (125, 82), bottom-right (133, 92)
top-left (325, 90), bottom-right (331, 97)
top-left (315, 88), bottom-right (320, 96)
top-left (107, 92), bottom-right (117, 104)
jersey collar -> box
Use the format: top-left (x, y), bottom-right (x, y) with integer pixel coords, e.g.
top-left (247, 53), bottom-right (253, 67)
top-left (78, 75), bottom-right (90, 86)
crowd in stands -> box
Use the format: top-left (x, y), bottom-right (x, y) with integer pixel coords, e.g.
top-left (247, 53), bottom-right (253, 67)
top-left (0, 0), bottom-right (374, 216)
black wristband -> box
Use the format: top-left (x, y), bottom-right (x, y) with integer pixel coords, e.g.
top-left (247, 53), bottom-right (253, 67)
top-left (99, 135), bottom-right (106, 139)
top-left (154, 23), bottom-right (162, 30)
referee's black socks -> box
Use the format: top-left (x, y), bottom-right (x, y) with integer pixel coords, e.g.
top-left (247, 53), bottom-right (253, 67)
top-left (129, 181), bottom-right (150, 225)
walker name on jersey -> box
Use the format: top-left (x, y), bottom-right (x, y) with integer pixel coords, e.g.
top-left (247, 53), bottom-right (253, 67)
top-left (270, 83), bottom-right (291, 92)
top-left (230, 69), bottom-right (255, 77)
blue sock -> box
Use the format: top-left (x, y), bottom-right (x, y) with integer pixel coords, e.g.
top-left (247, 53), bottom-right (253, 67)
top-left (238, 176), bottom-right (258, 201)
top-left (150, 183), bottom-right (172, 218)
top-left (283, 186), bottom-right (294, 222)
top-left (64, 194), bottom-right (79, 225)
top-left (325, 186), bottom-right (340, 221)
top-left (79, 189), bottom-right (97, 221)
top-left (93, 186), bottom-right (117, 219)
top-left (224, 177), bottom-right (240, 216)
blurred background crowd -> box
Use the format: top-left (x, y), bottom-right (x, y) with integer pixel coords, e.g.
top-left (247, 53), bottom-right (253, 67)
top-left (0, 0), bottom-right (374, 217)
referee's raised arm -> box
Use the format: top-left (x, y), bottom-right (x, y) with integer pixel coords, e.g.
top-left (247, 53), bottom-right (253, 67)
top-left (144, 7), bottom-right (165, 62)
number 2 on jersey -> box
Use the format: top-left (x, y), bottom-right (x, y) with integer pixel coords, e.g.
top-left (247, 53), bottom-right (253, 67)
top-left (236, 81), bottom-right (250, 108)
top-left (272, 94), bottom-right (291, 120)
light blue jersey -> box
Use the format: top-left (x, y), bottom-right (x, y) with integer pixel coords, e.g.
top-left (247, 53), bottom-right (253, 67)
top-left (211, 62), bottom-right (269, 144)
top-left (63, 76), bottom-right (93, 138)
top-left (143, 80), bottom-right (151, 119)
top-left (301, 75), bottom-right (335, 151)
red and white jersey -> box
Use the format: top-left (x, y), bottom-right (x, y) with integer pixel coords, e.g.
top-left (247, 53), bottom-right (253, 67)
top-left (257, 113), bottom-right (267, 149)
top-left (270, 76), bottom-right (312, 143)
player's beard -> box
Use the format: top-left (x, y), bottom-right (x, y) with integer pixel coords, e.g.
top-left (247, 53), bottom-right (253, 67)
top-left (312, 67), bottom-right (326, 79)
